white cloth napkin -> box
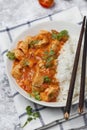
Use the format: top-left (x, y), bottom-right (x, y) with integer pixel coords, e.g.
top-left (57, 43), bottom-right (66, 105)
top-left (1, 6), bottom-right (87, 130)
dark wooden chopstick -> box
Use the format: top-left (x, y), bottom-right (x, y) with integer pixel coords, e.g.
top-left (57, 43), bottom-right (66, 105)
top-left (35, 111), bottom-right (87, 130)
top-left (64, 16), bottom-right (86, 119)
top-left (78, 20), bottom-right (87, 113)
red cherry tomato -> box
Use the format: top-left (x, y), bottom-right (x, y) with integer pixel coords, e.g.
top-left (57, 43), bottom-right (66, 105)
top-left (38, 0), bottom-right (54, 8)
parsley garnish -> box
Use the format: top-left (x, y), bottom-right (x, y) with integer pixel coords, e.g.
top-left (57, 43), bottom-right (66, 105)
top-left (29, 40), bottom-right (40, 47)
top-left (22, 106), bottom-right (40, 128)
top-left (57, 30), bottom-right (69, 40)
top-left (46, 56), bottom-right (54, 63)
top-left (43, 50), bottom-right (55, 68)
top-left (52, 33), bottom-right (58, 39)
top-left (44, 50), bottom-right (55, 57)
top-left (23, 59), bottom-right (29, 67)
top-left (52, 30), bottom-right (69, 40)
top-left (33, 91), bottom-right (41, 101)
top-left (44, 76), bottom-right (51, 83)
top-left (6, 51), bottom-right (16, 60)
top-left (26, 106), bottom-right (32, 115)
top-left (49, 50), bottom-right (55, 56)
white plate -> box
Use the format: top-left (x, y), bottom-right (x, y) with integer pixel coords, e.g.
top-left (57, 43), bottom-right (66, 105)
top-left (6, 21), bottom-right (81, 107)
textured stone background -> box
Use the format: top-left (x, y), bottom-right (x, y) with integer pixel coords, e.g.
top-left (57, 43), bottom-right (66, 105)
top-left (0, 0), bottom-right (87, 28)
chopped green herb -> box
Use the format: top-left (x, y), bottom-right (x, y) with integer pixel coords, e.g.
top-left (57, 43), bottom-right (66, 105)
top-left (52, 30), bottom-right (69, 40)
top-left (23, 59), bottom-right (29, 67)
top-left (32, 112), bottom-right (40, 119)
top-left (27, 117), bottom-right (33, 121)
top-left (49, 50), bottom-right (55, 56)
top-left (22, 120), bottom-right (28, 128)
top-left (46, 56), bottom-right (54, 63)
top-left (52, 33), bottom-right (58, 39)
top-left (26, 106), bottom-right (32, 115)
top-left (43, 51), bottom-right (49, 60)
top-left (43, 50), bottom-right (55, 68)
top-left (35, 95), bottom-right (41, 101)
top-left (44, 50), bottom-right (55, 57)
top-left (29, 40), bottom-right (40, 47)
top-left (22, 117), bottom-right (33, 128)
top-left (57, 30), bottom-right (69, 40)
top-left (44, 76), bottom-right (51, 83)
top-left (6, 51), bottom-right (16, 60)
top-left (45, 56), bottom-right (54, 68)
top-left (33, 91), bottom-right (41, 101)
top-left (22, 106), bottom-right (40, 128)
top-left (45, 62), bottom-right (53, 68)
top-left (44, 51), bottom-right (49, 55)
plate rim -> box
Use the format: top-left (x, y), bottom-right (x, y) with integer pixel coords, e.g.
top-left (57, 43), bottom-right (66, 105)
top-left (6, 21), bottom-right (81, 107)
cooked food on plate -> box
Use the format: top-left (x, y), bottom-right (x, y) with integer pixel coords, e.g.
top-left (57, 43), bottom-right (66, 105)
top-left (7, 29), bottom-right (69, 102)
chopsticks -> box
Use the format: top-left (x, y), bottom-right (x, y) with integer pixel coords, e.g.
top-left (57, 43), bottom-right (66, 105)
top-left (64, 16), bottom-right (86, 119)
top-left (34, 17), bottom-right (87, 130)
top-left (35, 111), bottom-right (87, 130)
top-left (78, 20), bottom-right (87, 113)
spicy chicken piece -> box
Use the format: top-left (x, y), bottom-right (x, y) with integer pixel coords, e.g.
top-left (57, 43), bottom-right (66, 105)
top-left (40, 85), bottom-right (59, 102)
top-left (32, 67), bottom-right (44, 92)
top-left (17, 41), bottom-right (28, 54)
top-left (25, 36), bottom-right (33, 44)
top-left (20, 58), bottom-right (29, 67)
top-left (23, 80), bottom-right (32, 93)
top-left (28, 31), bottom-right (51, 48)
top-left (11, 64), bottom-right (22, 79)
top-left (34, 34), bottom-right (49, 47)
top-left (13, 49), bottom-right (24, 60)
top-left (50, 39), bottom-right (60, 53)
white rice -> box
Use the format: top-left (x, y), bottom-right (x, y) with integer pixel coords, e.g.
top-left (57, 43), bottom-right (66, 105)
top-left (56, 38), bottom-right (87, 103)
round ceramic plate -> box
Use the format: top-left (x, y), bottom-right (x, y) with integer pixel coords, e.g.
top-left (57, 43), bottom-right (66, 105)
top-left (6, 21), bottom-right (81, 107)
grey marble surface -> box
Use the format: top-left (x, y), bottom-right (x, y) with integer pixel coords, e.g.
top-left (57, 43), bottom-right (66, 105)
top-left (0, 0), bottom-right (87, 29)
top-left (0, 0), bottom-right (87, 130)
top-left (0, 51), bottom-right (21, 130)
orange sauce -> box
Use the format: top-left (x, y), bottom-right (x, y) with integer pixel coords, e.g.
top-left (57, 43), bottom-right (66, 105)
top-left (11, 30), bottom-right (69, 102)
